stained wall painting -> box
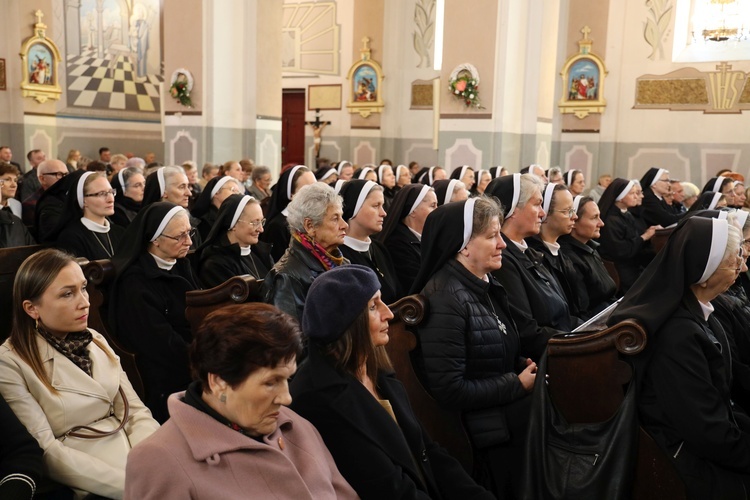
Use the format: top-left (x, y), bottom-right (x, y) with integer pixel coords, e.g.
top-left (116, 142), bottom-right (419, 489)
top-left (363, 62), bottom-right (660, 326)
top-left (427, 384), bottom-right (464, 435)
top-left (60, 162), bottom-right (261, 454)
top-left (64, 0), bottom-right (163, 115)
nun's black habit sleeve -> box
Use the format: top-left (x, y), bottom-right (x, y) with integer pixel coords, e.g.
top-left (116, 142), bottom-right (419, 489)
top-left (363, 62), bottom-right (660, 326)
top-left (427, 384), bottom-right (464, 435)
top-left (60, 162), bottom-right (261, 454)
top-left (641, 189), bottom-right (685, 227)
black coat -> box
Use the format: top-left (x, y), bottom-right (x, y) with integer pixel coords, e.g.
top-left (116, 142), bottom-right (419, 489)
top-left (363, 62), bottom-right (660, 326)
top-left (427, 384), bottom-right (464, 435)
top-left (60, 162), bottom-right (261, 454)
top-left (0, 210), bottom-right (35, 248)
top-left (263, 238), bottom-right (346, 322)
top-left (641, 189), bottom-right (685, 227)
top-left (340, 239), bottom-right (402, 305)
top-left (491, 234), bottom-right (571, 360)
top-left (111, 197), bottom-right (141, 228)
top-left (35, 191), bottom-right (66, 243)
top-left (558, 234), bottom-right (617, 318)
top-left (0, 393), bottom-right (43, 499)
top-left (639, 295), bottom-right (750, 499)
top-left (261, 212), bottom-right (290, 262)
top-left (55, 218), bottom-right (125, 261)
top-left (112, 252), bottom-right (198, 422)
top-left (290, 347), bottom-right (493, 500)
top-left (527, 236), bottom-right (584, 320)
top-left (598, 207), bottom-right (654, 294)
top-left (198, 235), bottom-right (273, 288)
top-left (196, 206), bottom-right (218, 242)
top-left (416, 260), bottom-right (527, 442)
top-left (385, 223), bottom-right (422, 295)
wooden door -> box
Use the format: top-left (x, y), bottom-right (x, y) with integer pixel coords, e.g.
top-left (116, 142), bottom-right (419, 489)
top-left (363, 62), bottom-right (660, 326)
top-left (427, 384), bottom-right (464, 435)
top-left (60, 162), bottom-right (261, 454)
top-left (282, 89), bottom-right (306, 167)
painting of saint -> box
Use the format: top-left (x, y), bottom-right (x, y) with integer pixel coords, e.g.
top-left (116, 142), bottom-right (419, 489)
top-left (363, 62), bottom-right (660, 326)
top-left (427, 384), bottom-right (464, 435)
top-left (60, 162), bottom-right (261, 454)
top-left (353, 65), bottom-right (377, 102)
top-left (28, 44), bottom-right (53, 85)
top-left (567, 58), bottom-right (599, 101)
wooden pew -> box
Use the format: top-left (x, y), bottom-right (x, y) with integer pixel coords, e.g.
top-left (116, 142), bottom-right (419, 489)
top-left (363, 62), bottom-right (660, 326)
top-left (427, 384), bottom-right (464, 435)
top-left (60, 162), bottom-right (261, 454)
top-left (651, 227), bottom-right (674, 255)
top-left (384, 294), bottom-right (474, 473)
top-left (546, 320), bottom-right (686, 499)
top-left (0, 245), bottom-right (42, 343)
top-left (77, 258), bottom-right (145, 400)
top-left (185, 275), bottom-right (264, 334)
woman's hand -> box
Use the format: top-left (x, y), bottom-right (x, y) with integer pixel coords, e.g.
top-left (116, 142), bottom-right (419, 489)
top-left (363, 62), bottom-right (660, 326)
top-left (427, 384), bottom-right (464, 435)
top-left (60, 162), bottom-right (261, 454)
top-left (641, 225), bottom-right (661, 241)
top-left (518, 358), bottom-right (537, 392)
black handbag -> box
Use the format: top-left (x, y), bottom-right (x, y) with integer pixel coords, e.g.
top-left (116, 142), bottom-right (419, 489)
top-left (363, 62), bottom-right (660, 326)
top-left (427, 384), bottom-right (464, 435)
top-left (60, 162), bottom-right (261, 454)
top-left (521, 352), bottom-right (638, 500)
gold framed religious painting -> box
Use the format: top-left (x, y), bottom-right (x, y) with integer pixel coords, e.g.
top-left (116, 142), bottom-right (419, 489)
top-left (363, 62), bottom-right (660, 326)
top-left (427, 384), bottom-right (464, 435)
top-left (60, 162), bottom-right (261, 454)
top-left (19, 10), bottom-right (62, 103)
top-left (559, 26), bottom-right (607, 119)
top-left (346, 36), bottom-right (384, 118)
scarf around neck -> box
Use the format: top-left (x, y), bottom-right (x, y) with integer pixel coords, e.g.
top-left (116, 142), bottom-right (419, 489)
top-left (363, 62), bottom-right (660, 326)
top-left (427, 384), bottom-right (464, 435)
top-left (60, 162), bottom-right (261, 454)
top-left (293, 230), bottom-right (344, 271)
top-left (38, 326), bottom-right (94, 377)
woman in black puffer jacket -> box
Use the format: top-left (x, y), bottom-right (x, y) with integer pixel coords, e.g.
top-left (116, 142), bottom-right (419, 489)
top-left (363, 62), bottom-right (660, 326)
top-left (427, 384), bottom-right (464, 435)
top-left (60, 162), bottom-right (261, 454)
top-left (412, 196), bottom-right (536, 499)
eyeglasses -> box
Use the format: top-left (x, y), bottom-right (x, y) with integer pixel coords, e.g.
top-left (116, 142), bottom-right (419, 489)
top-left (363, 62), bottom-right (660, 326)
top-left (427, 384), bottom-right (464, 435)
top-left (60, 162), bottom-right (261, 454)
top-left (657, 178), bottom-right (673, 183)
top-left (126, 182), bottom-right (145, 189)
top-left (84, 189), bottom-right (117, 199)
top-left (160, 227), bottom-right (197, 243)
top-left (554, 208), bottom-right (577, 218)
top-left (0, 178), bottom-right (18, 186)
top-left (220, 185), bottom-right (241, 195)
top-left (42, 172), bottom-right (68, 179)
top-left (237, 218), bottom-right (266, 228)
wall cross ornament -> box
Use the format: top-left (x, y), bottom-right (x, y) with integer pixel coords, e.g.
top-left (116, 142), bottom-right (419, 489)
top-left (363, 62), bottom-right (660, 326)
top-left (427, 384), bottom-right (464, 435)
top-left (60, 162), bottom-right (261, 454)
top-left (346, 37), bottom-right (385, 118)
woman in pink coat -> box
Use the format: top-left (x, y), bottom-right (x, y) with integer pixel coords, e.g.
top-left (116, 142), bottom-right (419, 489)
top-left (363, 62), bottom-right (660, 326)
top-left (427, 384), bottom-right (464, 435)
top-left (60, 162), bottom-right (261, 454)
top-left (124, 303), bottom-right (357, 500)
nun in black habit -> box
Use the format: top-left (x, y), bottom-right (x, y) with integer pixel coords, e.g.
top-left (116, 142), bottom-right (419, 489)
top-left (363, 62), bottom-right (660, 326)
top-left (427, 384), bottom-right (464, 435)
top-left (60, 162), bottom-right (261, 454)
top-left (449, 165), bottom-right (475, 192)
top-left (558, 195), bottom-right (617, 318)
top-left (432, 179), bottom-right (469, 206)
top-left (376, 164), bottom-right (397, 212)
top-left (339, 180), bottom-right (401, 304)
top-left (608, 216), bottom-right (750, 500)
top-left (702, 176), bottom-right (737, 207)
top-left (196, 194), bottom-right (273, 288)
top-left (597, 178), bottom-right (657, 294)
top-left (109, 202), bottom-right (200, 422)
top-left (259, 165), bottom-right (315, 262)
top-left (53, 171), bottom-right (125, 260)
top-left (180, 174), bottom-right (240, 241)
top-left (143, 166), bottom-right (205, 249)
top-left (110, 166), bottom-right (144, 228)
top-left (688, 191), bottom-right (726, 212)
top-left (639, 167), bottom-right (685, 227)
top-left (412, 197), bottom-right (535, 498)
top-left (376, 184), bottom-right (437, 296)
top-left (485, 174), bottom-right (574, 360)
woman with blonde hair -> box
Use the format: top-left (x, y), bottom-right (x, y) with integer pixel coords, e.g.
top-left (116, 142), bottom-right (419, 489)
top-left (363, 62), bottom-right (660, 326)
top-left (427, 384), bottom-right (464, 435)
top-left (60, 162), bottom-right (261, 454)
top-left (0, 249), bottom-right (158, 499)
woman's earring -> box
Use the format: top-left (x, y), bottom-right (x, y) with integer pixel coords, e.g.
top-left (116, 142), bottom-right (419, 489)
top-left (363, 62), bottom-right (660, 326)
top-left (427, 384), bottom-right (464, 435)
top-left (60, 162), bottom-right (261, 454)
top-left (35, 318), bottom-right (40, 330)
top-left (219, 393), bottom-right (227, 403)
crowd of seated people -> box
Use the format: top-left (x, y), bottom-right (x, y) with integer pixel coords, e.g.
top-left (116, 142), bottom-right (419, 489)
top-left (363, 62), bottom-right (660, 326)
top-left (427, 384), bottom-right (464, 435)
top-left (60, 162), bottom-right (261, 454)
top-left (3, 146), bottom-right (750, 499)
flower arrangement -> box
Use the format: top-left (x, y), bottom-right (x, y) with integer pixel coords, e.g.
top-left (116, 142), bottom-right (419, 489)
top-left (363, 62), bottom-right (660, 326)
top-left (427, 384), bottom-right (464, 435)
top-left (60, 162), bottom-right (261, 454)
top-left (448, 63), bottom-right (483, 109)
top-left (169, 68), bottom-right (194, 108)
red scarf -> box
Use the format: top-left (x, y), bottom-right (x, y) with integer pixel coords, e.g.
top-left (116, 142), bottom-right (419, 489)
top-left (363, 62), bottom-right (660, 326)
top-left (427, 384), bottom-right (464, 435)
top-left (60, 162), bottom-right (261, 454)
top-left (292, 230), bottom-right (344, 270)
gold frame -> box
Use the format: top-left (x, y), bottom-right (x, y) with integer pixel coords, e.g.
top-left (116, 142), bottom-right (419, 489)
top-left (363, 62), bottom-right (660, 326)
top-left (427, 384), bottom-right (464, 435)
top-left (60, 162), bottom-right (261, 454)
top-left (19, 10), bottom-right (62, 104)
top-left (346, 37), bottom-right (384, 118)
top-left (558, 26), bottom-right (608, 119)
top-left (308, 84), bottom-right (342, 110)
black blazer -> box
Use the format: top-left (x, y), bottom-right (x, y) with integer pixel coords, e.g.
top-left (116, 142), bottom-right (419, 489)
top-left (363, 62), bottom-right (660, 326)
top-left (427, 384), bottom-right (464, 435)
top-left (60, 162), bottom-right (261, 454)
top-left (491, 234), bottom-right (571, 360)
top-left (290, 347), bottom-right (493, 500)
top-left (385, 223), bottom-right (422, 295)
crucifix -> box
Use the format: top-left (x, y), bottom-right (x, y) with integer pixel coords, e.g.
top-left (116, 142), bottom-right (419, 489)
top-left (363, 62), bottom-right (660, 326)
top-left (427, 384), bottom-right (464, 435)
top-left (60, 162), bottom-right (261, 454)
top-left (306, 109), bottom-right (331, 159)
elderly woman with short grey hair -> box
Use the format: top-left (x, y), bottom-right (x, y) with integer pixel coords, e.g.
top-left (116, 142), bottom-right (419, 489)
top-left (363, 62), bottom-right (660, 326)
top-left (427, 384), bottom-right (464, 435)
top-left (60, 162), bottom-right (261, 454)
top-left (263, 182), bottom-right (349, 322)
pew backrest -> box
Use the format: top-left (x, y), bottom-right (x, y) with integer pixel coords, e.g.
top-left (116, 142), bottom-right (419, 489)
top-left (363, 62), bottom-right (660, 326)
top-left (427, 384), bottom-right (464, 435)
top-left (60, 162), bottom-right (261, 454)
top-left (385, 294), bottom-right (474, 473)
top-left (0, 245), bottom-right (42, 343)
top-left (185, 275), bottom-right (264, 334)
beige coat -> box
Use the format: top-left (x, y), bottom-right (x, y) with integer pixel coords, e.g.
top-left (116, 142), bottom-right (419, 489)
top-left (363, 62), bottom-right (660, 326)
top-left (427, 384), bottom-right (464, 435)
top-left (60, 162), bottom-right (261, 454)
top-left (0, 329), bottom-right (159, 499)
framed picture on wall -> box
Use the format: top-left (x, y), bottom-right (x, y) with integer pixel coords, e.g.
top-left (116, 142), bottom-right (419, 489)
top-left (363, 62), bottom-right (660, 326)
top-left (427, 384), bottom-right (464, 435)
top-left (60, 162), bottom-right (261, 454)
top-left (558, 26), bottom-right (607, 119)
top-left (346, 37), bottom-right (384, 118)
top-left (0, 59), bottom-right (6, 90)
top-left (308, 84), bottom-right (342, 110)
top-left (19, 10), bottom-right (62, 103)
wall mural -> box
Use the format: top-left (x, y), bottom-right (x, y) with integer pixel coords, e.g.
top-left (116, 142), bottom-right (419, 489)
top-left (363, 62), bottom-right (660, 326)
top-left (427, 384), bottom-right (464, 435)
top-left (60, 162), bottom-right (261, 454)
top-left (634, 62), bottom-right (750, 113)
top-left (413, 0), bottom-right (435, 68)
top-left (64, 0), bottom-right (163, 114)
